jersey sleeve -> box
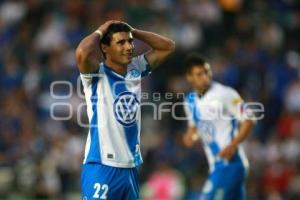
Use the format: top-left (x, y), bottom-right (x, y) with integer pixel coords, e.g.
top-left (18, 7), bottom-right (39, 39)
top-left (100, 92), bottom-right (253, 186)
top-left (223, 87), bottom-right (255, 122)
top-left (130, 54), bottom-right (152, 78)
top-left (80, 65), bottom-right (103, 88)
top-left (80, 73), bottom-right (94, 88)
top-left (183, 99), bottom-right (196, 127)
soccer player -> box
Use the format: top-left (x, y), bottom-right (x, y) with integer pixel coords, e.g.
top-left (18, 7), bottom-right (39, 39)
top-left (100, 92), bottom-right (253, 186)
top-left (76, 20), bottom-right (175, 200)
top-left (182, 54), bottom-right (255, 200)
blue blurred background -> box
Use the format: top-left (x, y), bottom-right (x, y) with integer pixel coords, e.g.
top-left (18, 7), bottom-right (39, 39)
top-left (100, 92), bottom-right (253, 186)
top-left (0, 0), bottom-right (300, 199)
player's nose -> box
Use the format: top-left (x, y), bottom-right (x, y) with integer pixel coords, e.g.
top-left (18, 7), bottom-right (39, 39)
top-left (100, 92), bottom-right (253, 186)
top-left (124, 41), bottom-right (134, 51)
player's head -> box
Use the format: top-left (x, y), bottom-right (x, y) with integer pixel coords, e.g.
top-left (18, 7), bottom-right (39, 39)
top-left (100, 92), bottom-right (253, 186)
top-left (185, 53), bottom-right (212, 91)
top-left (100, 23), bottom-right (134, 65)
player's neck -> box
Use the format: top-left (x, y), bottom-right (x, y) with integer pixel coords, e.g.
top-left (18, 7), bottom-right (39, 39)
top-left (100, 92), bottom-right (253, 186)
top-left (195, 89), bottom-right (205, 97)
top-left (105, 59), bottom-right (127, 75)
top-left (195, 84), bottom-right (211, 97)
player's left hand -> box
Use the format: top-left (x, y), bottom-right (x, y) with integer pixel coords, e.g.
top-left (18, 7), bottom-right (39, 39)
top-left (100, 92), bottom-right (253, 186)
top-left (219, 143), bottom-right (237, 160)
top-left (120, 21), bottom-right (135, 31)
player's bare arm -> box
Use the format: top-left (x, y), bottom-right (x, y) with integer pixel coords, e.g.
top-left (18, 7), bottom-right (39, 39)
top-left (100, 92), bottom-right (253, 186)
top-left (219, 119), bottom-right (255, 160)
top-left (130, 26), bottom-right (175, 69)
top-left (183, 126), bottom-right (199, 148)
top-left (76, 20), bottom-right (118, 73)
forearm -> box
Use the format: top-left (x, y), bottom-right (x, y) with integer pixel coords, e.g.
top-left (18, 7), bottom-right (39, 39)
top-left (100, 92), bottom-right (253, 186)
top-left (132, 29), bottom-right (175, 51)
top-left (76, 32), bottom-right (102, 73)
top-left (231, 120), bottom-right (254, 147)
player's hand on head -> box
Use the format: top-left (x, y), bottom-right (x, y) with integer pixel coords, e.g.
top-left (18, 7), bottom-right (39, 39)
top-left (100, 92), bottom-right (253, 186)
top-left (98, 20), bottom-right (121, 34)
top-left (120, 21), bottom-right (135, 31)
top-left (219, 143), bottom-right (237, 160)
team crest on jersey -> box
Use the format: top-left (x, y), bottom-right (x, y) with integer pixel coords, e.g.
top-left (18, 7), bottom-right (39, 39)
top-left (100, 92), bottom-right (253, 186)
top-left (128, 69), bottom-right (140, 78)
top-left (113, 91), bottom-right (140, 126)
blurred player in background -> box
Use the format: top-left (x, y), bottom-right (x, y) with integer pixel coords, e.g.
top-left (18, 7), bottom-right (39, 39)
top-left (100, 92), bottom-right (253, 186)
top-left (76, 20), bottom-right (175, 200)
top-left (183, 54), bottom-right (255, 200)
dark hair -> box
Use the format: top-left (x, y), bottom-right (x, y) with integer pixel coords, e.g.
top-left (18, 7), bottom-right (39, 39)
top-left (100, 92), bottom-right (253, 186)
top-left (185, 53), bottom-right (207, 74)
top-left (100, 23), bottom-right (132, 45)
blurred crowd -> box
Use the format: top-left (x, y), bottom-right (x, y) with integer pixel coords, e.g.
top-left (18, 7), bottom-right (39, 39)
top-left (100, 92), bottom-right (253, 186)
top-left (0, 0), bottom-right (300, 199)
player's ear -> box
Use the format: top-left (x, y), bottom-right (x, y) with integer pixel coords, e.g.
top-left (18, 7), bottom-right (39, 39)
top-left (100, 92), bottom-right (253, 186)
top-left (101, 44), bottom-right (108, 54)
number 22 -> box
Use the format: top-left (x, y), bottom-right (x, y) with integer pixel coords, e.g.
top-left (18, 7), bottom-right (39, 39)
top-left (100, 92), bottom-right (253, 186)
top-left (93, 183), bottom-right (109, 199)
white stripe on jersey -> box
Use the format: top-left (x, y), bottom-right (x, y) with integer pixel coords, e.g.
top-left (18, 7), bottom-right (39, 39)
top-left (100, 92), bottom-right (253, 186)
top-left (81, 73), bottom-right (94, 164)
top-left (83, 131), bottom-right (91, 164)
top-left (99, 75), bottom-right (135, 167)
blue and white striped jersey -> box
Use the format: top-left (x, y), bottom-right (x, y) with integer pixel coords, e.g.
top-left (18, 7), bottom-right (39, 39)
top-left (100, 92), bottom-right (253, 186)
top-left (80, 54), bottom-right (151, 168)
top-left (184, 82), bottom-right (250, 172)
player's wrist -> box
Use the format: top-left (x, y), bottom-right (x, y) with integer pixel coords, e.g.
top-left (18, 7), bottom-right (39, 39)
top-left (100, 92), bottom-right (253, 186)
top-left (94, 29), bottom-right (103, 39)
top-left (131, 28), bottom-right (139, 36)
top-left (191, 133), bottom-right (199, 141)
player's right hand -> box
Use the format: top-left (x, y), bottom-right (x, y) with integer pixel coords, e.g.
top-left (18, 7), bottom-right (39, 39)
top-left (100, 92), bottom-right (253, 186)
top-left (183, 132), bottom-right (198, 148)
top-left (98, 20), bottom-right (120, 34)
top-left (119, 21), bottom-right (134, 31)
top-left (219, 143), bottom-right (237, 160)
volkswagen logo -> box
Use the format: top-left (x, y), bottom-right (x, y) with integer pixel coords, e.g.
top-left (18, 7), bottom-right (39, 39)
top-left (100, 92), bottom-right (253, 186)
top-left (113, 91), bottom-right (140, 126)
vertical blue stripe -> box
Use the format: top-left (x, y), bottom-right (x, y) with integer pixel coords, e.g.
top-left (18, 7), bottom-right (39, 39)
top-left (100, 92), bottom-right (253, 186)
top-left (103, 65), bottom-right (141, 166)
top-left (186, 92), bottom-right (200, 125)
top-left (141, 55), bottom-right (151, 77)
top-left (230, 118), bottom-right (237, 140)
top-left (229, 119), bottom-right (241, 162)
top-left (86, 76), bottom-right (101, 162)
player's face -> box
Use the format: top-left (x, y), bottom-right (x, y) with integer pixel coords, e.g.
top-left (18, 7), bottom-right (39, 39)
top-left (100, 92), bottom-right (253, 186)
top-left (186, 65), bottom-right (211, 91)
top-left (103, 32), bottom-right (134, 66)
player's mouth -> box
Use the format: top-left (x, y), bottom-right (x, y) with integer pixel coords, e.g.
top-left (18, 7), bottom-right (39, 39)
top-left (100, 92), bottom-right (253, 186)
top-left (124, 53), bottom-right (133, 59)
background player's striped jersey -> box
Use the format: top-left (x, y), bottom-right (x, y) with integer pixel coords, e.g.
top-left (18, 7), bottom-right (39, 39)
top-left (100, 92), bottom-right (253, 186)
top-left (80, 55), bottom-right (151, 168)
top-left (184, 82), bottom-right (252, 172)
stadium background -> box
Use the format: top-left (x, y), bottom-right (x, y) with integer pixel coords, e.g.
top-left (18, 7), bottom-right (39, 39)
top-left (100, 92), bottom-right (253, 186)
top-left (0, 0), bottom-right (300, 199)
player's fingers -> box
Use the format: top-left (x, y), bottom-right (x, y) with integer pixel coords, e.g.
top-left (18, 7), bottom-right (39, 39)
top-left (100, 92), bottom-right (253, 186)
top-left (102, 20), bottom-right (117, 28)
top-left (117, 21), bottom-right (134, 30)
top-left (183, 136), bottom-right (191, 147)
top-left (219, 150), bottom-right (226, 157)
top-left (107, 20), bottom-right (121, 25)
top-left (219, 148), bottom-right (232, 159)
top-left (99, 20), bottom-right (121, 33)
